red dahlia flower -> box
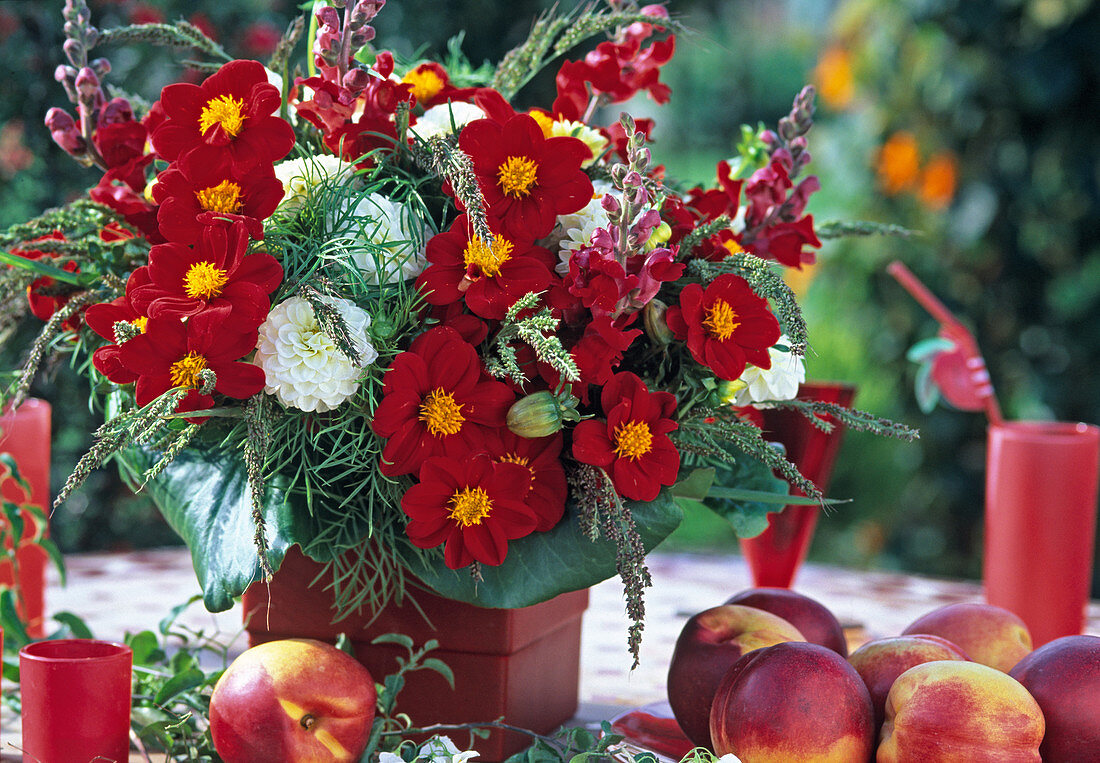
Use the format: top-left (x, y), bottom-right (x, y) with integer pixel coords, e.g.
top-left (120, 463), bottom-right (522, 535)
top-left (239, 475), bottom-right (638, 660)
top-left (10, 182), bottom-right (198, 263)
top-left (131, 222), bottom-right (282, 326)
top-left (87, 266), bottom-right (152, 385)
top-left (416, 214), bottom-right (555, 320)
top-left (459, 113), bottom-right (592, 242)
top-left (484, 427), bottom-right (567, 532)
top-left (571, 371), bottom-right (679, 502)
top-left (151, 59), bottom-right (295, 172)
top-left (665, 274), bottom-right (781, 381)
top-left (116, 310), bottom-right (265, 414)
top-left (12, 232), bottom-right (83, 330)
top-left (401, 452), bottom-right (537, 568)
top-left (152, 154), bottom-right (283, 245)
top-left (371, 327), bottom-right (514, 477)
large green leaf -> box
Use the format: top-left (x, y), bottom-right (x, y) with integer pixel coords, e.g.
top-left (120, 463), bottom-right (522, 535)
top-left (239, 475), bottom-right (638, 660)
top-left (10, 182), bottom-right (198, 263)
top-left (114, 447), bottom-right (315, 612)
top-left (703, 455), bottom-right (793, 538)
top-left (396, 490), bottom-right (683, 608)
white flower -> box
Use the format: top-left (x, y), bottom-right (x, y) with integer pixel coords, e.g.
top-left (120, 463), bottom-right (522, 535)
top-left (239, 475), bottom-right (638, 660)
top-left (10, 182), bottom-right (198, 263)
top-left (379, 736), bottom-right (478, 763)
top-left (549, 180), bottom-right (617, 276)
top-left (417, 736), bottom-right (479, 763)
top-left (336, 192), bottom-right (430, 284)
top-left (725, 336), bottom-right (805, 406)
top-left (411, 101), bottom-right (487, 141)
top-left (255, 295), bottom-right (378, 412)
top-left (716, 755), bottom-right (744, 763)
top-left (273, 155), bottom-right (352, 213)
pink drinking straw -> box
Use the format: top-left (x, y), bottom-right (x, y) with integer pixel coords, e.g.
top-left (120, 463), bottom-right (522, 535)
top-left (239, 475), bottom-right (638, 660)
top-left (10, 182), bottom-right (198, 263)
top-left (887, 261), bottom-right (1003, 425)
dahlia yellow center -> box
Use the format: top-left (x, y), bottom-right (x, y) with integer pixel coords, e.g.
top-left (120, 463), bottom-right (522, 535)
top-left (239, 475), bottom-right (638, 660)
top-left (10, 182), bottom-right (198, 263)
top-left (613, 420), bottom-right (653, 460)
top-left (198, 94), bottom-right (246, 138)
top-left (703, 298), bottom-right (741, 341)
top-left (448, 486), bottom-right (494, 527)
top-left (463, 235), bottom-right (514, 279)
top-left (132, 316), bottom-right (148, 333)
top-left (497, 452), bottom-right (530, 467)
top-left (497, 156), bottom-right (538, 198)
top-left (195, 179), bottom-right (244, 214)
top-left (184, 261), bottom-right (229, 300)
top-left (722, 238), bottom-right (746, 256)
top-left (418, 388), bottom-right (465, 437)
top-left (169, 352), bottom-right (208, 388)
top-left (402, 68), bottom-right (445, 103)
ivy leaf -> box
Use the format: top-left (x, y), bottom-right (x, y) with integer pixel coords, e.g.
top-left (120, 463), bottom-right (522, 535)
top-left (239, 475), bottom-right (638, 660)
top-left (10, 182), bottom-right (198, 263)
top-left (114, 447), bottom-right (316, 612)
top-left (702, 455), bottom-right (793, 538)
top-left (397, 489), bottom-right (682, 608)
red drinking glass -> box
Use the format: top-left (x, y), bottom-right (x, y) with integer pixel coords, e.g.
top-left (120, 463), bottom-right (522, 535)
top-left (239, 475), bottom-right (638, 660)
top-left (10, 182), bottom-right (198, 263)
top-left (984, 421), bottom-right (1100, 646)
top-left (20, 639), bottom-right (133, 762)
top-left (739, 382), bottom-right (857, 588)
top-left (0, 399), bottom-right (51, 638)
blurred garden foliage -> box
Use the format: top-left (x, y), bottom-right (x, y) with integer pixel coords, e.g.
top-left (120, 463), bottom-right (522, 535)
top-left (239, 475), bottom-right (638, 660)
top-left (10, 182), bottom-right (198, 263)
top-left (3, 0), bottom-right (1100, 595)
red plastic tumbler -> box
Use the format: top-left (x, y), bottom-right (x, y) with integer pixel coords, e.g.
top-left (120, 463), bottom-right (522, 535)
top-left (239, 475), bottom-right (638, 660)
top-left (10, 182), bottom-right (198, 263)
top-left (739, 382), bottom-right (857, 588)
top-left (0, 399), bottom-right (51, 638)
top-left (984, 421), bottom-right (1100, 647)
top-left (19, 639), bottom-right (133, 763)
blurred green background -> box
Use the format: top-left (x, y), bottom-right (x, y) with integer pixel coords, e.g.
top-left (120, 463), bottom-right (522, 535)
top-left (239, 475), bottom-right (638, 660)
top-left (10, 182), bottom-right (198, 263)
top-left (3, 0), bottom-right (1099, 594)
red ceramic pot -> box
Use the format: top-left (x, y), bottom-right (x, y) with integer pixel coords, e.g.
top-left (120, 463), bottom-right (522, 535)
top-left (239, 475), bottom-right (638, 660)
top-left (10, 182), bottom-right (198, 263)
top-left (739, 382), bottom-right (857, 588)
top-left (0, 399), bottom-right (51, 638)
top-left (242, 547), bottom-right (588, 761)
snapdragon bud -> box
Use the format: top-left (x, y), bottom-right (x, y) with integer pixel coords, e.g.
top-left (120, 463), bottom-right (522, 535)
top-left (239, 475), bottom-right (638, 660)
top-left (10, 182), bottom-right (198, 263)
top-left (63, 38), bottom-right (85, 67)
top-left (342, 68), bottom-right (371, 93)
top-left (348, 27), bottom-right (376, 49)
top-left (315, 6), bottom-right (341, 31)
top-left (74, 66), bottom-right (100, 101)
top-left (89, 57), bottom-right (111, 77)
top-left (642, 298), bottom-right (674, 345)
top-left (45, 107), bottom-right (86, 156)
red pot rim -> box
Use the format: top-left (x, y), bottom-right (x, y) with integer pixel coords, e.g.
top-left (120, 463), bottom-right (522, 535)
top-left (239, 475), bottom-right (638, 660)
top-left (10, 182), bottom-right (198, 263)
top-left (988, 421), bottom-right (1099, 443)
top-left (20, 639), bottom-right (131, 663)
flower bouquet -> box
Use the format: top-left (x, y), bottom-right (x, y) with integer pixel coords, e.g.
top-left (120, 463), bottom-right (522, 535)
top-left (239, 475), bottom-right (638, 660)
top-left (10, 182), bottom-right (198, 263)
top-left (2, 0), bottom-right (913, 669)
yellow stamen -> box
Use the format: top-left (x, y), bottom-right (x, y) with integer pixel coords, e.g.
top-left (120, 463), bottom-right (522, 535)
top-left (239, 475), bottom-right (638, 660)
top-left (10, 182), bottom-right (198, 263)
top-left (418, 388), bottom-right (465, 437)
top-left (613, 420), bottom-right (653, 460)
top-left (169, 352), bottom-right (208, 389)
top-left (448, 486), bottom-right (494, 527)
top-left (497, 452), bottom-right (530, 467)
top-left (497, 156), bottom-right (539, 198)
top-left (702, 298), bottom-right (741, 341)
top-left (183, 261), bottom-right (229, 300)
top-left (463, 235), bottom-right (514, 279)
top-left (402, 68), bottom-right (445, 103)
top-left (132, 316), bottom-right (148, 333)
top-left (721, 238), bottom-right (746, 257)
top-left (195, 179), bottom-right (243, 214)
top-left (198, 94), bottom-right (246, 138)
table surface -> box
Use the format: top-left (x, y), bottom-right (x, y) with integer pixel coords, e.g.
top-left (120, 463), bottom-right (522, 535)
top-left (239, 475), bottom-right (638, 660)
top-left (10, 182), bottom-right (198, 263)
top-left (4, 547), bottom-right (1099, 760)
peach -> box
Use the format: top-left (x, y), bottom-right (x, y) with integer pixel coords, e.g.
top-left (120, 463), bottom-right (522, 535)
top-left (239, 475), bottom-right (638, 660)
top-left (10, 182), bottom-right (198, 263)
top-left (901, 602), bottom-right (1032, 672)
top-left (709, 641), bottom-right (875, 762)
top-left (1009, 634), bottom-right (1100, 762)
top-left (878, 661), bottom-right (1044, 762)
top-left (724, 587), bottom-right (849, 657)
top-left (666, 604), bottom-right (805, 748)
top-left (848, 635), bottom-right (969, 730)
top-left (210, 638), bottom-right (377, 763)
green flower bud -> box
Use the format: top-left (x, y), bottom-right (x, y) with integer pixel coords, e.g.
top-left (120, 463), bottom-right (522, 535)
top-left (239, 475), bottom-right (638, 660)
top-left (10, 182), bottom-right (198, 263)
top-left (643, 298), bottom-right (674, 345)
top-left (507, 391), bottom-right (566, 438)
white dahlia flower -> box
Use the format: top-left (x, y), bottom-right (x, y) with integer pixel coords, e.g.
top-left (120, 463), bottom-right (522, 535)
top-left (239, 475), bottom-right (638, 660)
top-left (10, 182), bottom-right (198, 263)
top-left (411, 101), bottom-right (487, 141)
top-left (724, 336), bottom-right (806, 406)
top-left (255, 295), bottom-right (378, 413)
top-left (337, 192), bottom-right (430, 284)
top-left (549, 180), bottom-right (617, 276)
top-left (273, 154), bottom-right (352, 213)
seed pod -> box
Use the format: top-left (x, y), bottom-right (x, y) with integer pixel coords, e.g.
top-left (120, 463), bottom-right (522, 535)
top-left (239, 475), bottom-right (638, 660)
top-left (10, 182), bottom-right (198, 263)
top-left (506, 391), bottom-right (564, 438)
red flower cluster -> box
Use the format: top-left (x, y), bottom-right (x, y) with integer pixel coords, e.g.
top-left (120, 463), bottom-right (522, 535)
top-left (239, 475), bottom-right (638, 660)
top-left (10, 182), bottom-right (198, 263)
top-left (87, 60), bottom-right (293, 416)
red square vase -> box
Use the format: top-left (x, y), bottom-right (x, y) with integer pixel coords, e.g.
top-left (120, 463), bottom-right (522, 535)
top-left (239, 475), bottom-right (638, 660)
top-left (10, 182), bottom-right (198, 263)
top-left (241, 547), bottom-right (588, 761)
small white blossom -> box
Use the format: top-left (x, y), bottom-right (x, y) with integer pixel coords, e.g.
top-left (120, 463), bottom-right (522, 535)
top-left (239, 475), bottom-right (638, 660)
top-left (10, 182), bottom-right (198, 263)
top-left (336, 192), bottom-right (430, 284)
top-left (716, 755), bottom-right (744, 763)
top-left (273, 155), bottom-right (352, 213)
top-left (255, 295), bottom-right (378, 413)
top-left (411, 101), bottom-right (487, 141)
top-left (725, 336), bottom-right (806, 406)
top-left (379, 736), bottom-right (479, 763)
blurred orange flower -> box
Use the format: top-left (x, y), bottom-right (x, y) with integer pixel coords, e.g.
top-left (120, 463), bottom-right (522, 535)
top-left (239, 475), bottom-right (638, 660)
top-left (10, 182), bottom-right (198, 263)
top-left (814, 46), bottom-right (855, 110)
top-left (919, 151), bottom-right (958, 209)
top-left (876, 131), bottom-right (921, 195)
